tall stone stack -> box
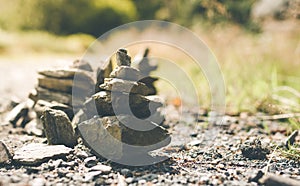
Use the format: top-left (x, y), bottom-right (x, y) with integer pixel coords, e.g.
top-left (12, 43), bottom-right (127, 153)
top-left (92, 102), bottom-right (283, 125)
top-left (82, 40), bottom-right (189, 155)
top-left (78, 49), bottom-right (170, 160)
top-left (136, 48), bottom-right (158, 95)
top-left (31, 60), bottom-right (95, 120)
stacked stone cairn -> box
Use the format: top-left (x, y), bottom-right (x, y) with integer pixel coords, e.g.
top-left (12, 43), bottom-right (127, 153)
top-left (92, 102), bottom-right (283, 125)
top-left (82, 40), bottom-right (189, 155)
top-left (29, 60), bottom-right (95, 147)
top-left (78, 49), bottom-right (170, 160)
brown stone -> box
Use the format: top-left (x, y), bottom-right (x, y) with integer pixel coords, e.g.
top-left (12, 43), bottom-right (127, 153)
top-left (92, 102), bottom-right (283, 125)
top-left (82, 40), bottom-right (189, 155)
top-left (13, 143), bottom-right (73, 165)
top-left (78, 117), bottom-right (123, 160)
top-left (38, 74), bottom-right (94, 94)
top-left (34, 100), bottom-right (74, 120)
top-left (78, 115), bottom-right (171, 159)
top-left (110, 66), bottom-right (140, 81)
top-left (35, 87), bottom-right (85, 107)
top-left (85, 91), bottom-right (162, 118)
top-left (99, 78), bottom-right (151, 95)
top-left (95, 60), bottom-right (113, 93)
top-left (41, 108), bottom-right (77, 147)
top-left (116, 49), bottom-right (131, 66)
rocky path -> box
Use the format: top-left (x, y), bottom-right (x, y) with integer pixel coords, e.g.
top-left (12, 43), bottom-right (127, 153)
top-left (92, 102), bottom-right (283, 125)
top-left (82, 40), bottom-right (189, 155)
top-left (0, 106), bottom-right (300, 186)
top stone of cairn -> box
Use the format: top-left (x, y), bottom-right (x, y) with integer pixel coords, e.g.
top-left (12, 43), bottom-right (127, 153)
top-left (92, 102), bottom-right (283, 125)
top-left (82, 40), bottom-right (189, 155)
top-left (116, 49), bottom-right (131, 67)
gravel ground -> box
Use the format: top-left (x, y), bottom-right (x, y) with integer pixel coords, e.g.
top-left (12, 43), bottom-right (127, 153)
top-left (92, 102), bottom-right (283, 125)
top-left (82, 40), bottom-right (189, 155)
top-left (0, 104), bottom-right (299, 186)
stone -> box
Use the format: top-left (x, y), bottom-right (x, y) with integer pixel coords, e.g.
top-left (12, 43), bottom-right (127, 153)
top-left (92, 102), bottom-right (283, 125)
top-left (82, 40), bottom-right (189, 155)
top-left (240, 139), bottom-right (269, 160)
top-left (84, 156), bottom-right (98, 168)
top-left (90, 164), bottom-right (112, 174)
top-left (5, 100), bottom-right (32, 128)
top-left (36, 87), bottom-right (71, 105)
top-left (34, 100), bottom-right (74, 120)
top-left (84, 171), bottom-right (102, 182)
top-left (109, 66), bottom-right (140, 81)
top-left (70, 59), bottom-right (93, 72)
top-left (38, 68), bottom-right (93, 79)
top-left (85, 91), bottom-right (162, 118)
top-left (138, 76), bottom-right (158, 95)
top-left (78, 117), bottom-right (123, 160)
top-left (78, 115), bottom-right (171, 158)
top-left (99, 78), bottom-right (151, 95)
top-left (0, 141), bottom-right (11, 164)
top-left (38, 75), bottom-right (94, 94)
top-left (116, 49), bottom-right (131, 66)
top-left (117, 115), bottom-right (171, 152)
top-left (24, 118), bottom-right (43, 137)
top-left (95, 60), bottom-right (113, 93)
top-left (41, 108), bottom-right (77, 147)
top-left (13, 143), bottom-right (73, 165)
top-left (71, 109), bottom-right (87, 131)
top-left (260, 173), bottom-right (300, 186)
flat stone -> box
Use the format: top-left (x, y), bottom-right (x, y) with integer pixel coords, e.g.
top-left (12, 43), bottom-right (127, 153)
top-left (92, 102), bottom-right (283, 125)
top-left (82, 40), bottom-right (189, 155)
top-left (13, 143), bottom-right (73, 165)
top-left (90, 164), bottom-right (112, 173)
top-left (260, 173), bottom-right (300, 186)
top-left (99, 78), bottom-right (151, 95)
top-left (38, 68), bottom-right (93, 79)
top-left (0, 141), bottom-right (11, 164)
top-left (78, 117), bottom-right (123, 160)
top-left (35, 87), bottom-right (84, 107)
top-left (34, 100), bottom-right (74, 120)
top-left (85, 91), bottom-right (162, 118)
top-left (116, 49), bottom-right (131, 66)
top-left (41, 108), bottom-right (77, 147)
top-left (109, 66), bottom-right (140, 81)
top-left (38, 75), bottom-right (94, 94)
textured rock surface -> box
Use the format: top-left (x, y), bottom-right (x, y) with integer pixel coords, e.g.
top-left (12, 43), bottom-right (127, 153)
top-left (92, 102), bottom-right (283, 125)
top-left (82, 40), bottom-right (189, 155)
top-left (38, 75), bottom-right (94, 94)
top-left (100, 78), bottom-right (151, 95)
top-left (109, 66), bottom-right (140, 81)
top-left (78, 117), bottom-right (123, 160)
top-left (78, 115), bottom-right (170, 158)
top-left (34, 100), bottom-right (73, 120)
top-left (13, 143), bottom-right (73, 165)
top-left (5, 101), bottom-right (32, 128)
top-left (41, 108), bottom-right (77, 147)
top-left (95, 60), bottom-right (113, 93)
top-left (116, 49), bottom-right (131, 66)
top-left (0, 141), bottom-right (11, 164)
top-left (85, 91), bottom-right (162, 118)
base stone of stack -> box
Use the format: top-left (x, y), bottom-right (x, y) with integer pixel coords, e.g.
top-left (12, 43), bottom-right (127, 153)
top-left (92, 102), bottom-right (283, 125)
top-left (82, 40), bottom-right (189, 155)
top-left (78, 115), bottom-right (170, 160)
top-left (78, 117), bottom-right (123, 160)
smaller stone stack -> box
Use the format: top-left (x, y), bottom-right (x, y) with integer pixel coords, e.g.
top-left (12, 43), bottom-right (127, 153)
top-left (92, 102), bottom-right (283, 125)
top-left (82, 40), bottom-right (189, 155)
top-left (79, 49), bottom-right (170, 159)
top-left (31, 60), bottom-right (95, 120)
top-left (136, 48), bottom-right (158, 95)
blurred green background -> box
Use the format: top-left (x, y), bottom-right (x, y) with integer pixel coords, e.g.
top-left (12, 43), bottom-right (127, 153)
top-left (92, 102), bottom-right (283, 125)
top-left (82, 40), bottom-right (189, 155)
top-left (0, 0), bottom-right (299, 118)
